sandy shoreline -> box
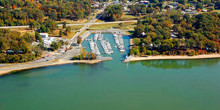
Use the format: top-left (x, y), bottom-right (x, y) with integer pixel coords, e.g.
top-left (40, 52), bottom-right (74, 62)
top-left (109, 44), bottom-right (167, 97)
top-left (0, 59), bottom-right (102, 76)
top-left (123, 54), bottom-right (220, 63)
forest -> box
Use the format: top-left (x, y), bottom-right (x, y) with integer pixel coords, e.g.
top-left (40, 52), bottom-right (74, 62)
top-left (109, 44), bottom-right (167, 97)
top-left (0, 29), bottom-right (42, 63)
top-left (130, 12), bottom-right (220, 56)
top-left (102, 5), bottom-right (123, 21)
top-left (0, 0), bottom-right (93, 26)
top-left (128, 0), bottom-right (220, 15)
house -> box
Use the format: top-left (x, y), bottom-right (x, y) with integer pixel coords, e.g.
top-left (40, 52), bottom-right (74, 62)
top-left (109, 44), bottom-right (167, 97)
top-left (17, 51), bottom-right (24, 54)
top-left (171, 32), bottom-right (178, 38)
top-left (140, 1), bottom-right (150, 6)
top-left (6, 50), bottom-right (14, 54)
top-left (202, 9), bottom-right (207, 12)
top-left (91, 3), bottom-right (99, 8)
top-left (43, 37), bottom-right (55, 46)
top-left (39, 33), bottom-right (49, 38)
top-left (181, 11), bottom-right (199, 15)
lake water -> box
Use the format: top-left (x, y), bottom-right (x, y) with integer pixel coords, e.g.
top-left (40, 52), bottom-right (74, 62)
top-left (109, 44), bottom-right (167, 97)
top-left (1, 34), bottom-right (220, 110)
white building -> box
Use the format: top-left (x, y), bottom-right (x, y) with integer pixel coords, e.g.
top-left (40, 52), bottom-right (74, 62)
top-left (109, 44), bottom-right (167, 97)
top-left (39, 33), bottom-right (49, 38)
top-left (43, 37), bottom-right (55, 46)
top-left (140, 1), bottom-right (150, 6)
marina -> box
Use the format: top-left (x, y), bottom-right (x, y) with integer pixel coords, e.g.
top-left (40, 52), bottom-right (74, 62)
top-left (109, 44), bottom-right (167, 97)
top-left (87, 32), bottom-right (125, 56)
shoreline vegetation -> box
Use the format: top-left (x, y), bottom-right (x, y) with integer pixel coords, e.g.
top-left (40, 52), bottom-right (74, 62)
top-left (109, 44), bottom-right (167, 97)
top-left (123, 54), bottom-right (220, 63)
top-left (0, 59), bottom-right (103, 76)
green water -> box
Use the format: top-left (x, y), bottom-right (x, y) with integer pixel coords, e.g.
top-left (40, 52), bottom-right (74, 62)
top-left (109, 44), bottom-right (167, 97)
top-left (1, 34), bottom-right (220, 110)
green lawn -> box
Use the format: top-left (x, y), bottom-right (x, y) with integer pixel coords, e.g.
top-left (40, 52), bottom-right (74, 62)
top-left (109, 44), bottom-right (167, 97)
top-left (56, 19), bottom-right (89, 24)
top-left (121, 14), bottom-right (139, 20)
top-left (214, 10), bottom-right (220, 13)
top-left (89, 22), bottom-right (136, 30)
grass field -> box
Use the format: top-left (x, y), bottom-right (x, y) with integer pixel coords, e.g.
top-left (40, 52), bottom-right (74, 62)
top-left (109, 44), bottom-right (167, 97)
top-left (56, 19), bottom-right (89, 24)
top-left (89, 22), bottom-right (136, 30)
top-left (213, 10), bottom-right (220, 13)
top-left (121, 14), bottom-right (139, 20)
top-left (9, 28), bottom-right (35, 36)
top-left (95, 13), bottom-right (138, 23)
top-left (51, 25), bottom-right (84, 39)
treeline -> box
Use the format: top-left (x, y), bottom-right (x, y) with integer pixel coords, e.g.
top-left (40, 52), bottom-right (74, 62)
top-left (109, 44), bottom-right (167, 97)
top-left (130, 12), bottom-right (220, 56)
top-left (128, 0), bottom-right (220, 16)
top-left (72, 48), bottom-right (96, 60)
top-left (0, 0), bottom-right (93, 26)
top-left (102, 5), bottom-right (123, 21)
top-left (128, 4), bottom-right (157, 15)
top-left (0, 29), bottom-right (42, 63)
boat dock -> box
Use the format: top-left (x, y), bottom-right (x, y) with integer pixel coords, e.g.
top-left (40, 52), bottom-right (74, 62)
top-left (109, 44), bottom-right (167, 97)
top-left (113, 33), bottom-right (125, 52)
top-left (89, 39), bottom-right (101, 55)
top-left (94, 32), bottom-right (103, 41)
top-left (101, 40), bottom-right (113, 54)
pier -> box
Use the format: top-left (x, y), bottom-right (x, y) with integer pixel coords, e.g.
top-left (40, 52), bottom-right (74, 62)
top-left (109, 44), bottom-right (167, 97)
top-left (113, 33), bottom-right (125, 52)
top-left (89, 39), bottom-right (101, 55)
top-left (101, 40), bottom-right (113, 54)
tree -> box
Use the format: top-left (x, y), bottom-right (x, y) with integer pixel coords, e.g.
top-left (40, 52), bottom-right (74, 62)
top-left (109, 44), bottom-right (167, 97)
top-left (133, 38), bottom-right (141, 45)
top-left (134, 23), bottom-right (144, 37)
top-left (65, 41), bottom-right (69, 46)
top-left (102, 5), bottom-right (123, 21)
top-left (65, 26), bottom-right (71, 35)
top-left (63, 21), bottom-right (67, 29)
top-left (12, 5), bottom-right (16, 10)
top-left (77, 36), bottom-right (82, 44)
top-left (59, 30), bottom-right (63, 37)
top-left (40, 25), bottom-right (48, 32)
top-left (50, 9), bottom-right (57, 20)
top-left (50, 41), bottom-right (59, 51)
top-left (35, 32), bottom-right (42, 42)
top-left (196, 3), bottom-right (204, 9)
top-left (29, 21), bottom-right (38, 30)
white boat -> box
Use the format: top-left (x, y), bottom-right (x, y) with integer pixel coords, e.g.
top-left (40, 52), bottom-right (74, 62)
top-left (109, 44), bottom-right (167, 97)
top-left (113, 33), bottom-right (125, 53)
top-left (98, 32), bottom-right (103, 41)
top-left (89, 38), bottom-right (100, 55)
top-left (94, 32), bottom-right (99, 41)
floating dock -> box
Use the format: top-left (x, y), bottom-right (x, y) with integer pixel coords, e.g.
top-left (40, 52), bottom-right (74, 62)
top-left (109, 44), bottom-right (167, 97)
top-left (113, 34), bottom-right (125, 52)
top-left (89, 38), bottom-right (101, 55)
top-left (101, 40), bottom-right (113, 54)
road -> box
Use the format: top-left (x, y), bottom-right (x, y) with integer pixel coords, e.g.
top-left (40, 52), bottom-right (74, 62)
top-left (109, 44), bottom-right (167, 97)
top-left (70, 3), bottom-right (110, 41)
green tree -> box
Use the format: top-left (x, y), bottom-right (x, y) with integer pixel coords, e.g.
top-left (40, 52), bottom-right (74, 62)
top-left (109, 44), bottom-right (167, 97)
top-left (59, 30), bottom-right (63, 37)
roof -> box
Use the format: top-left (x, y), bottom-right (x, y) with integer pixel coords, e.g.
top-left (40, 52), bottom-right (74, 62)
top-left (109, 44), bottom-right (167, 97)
top-left (39, 33), bottom-right (48, 35)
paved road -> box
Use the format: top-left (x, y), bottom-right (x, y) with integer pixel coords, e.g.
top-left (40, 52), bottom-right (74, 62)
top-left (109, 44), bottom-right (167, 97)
top-left (70, 3), bottom-right (109, 41)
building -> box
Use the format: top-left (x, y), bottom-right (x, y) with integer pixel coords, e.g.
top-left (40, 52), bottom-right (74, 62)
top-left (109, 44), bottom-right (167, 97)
top-left (181, 11), bottom-right (199, 15)
top-left (39, 33), bottom-right (49, 38)
top-left (140, 1), bottom-right (150, 5)
top-left (43, 37), bottom-right (55, 46)
top-left (6, 50), bottom-right (14, 54)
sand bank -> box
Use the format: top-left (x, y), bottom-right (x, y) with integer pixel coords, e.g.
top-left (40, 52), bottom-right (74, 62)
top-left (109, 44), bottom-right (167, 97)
top-left (0, 59), bottom-right (102, 76)
top-left (123, 54), bottom-right (220, 63)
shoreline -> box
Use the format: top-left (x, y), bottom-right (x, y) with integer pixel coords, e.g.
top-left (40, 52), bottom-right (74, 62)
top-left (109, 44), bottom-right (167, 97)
top-left (123, 54), bottom-right (220, 63)
top-left (0, 59), bottom-right (102, 76)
